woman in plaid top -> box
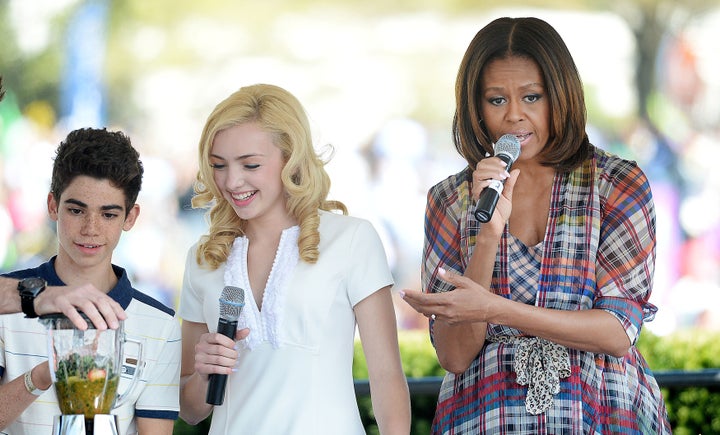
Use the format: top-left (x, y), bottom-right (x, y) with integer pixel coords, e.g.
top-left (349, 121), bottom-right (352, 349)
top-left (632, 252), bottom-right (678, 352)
top-left (401, 17), bottom-right (670, 434)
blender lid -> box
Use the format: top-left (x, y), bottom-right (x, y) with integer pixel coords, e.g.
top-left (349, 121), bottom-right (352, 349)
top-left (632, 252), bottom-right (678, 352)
top-left (38, 312), bottom-right (98, 329)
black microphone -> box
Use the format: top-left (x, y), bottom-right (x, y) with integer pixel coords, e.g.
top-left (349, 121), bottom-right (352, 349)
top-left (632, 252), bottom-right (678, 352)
top-left (474, 134), bottom-right (521, 223)
top-left (206, 285), bottom-right (245, 406)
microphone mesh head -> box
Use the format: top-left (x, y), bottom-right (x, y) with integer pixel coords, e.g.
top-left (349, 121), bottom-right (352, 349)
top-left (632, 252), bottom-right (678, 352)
top-left (494, 134), bottom-right (521, 161)
top-left (219, 286), bottom-right (245, 321)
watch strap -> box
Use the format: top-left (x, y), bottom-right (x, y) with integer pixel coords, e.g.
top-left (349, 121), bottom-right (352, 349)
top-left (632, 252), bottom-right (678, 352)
top-left (17, 278), bottom-right (46, 318)
top-left (20, 295), bottom-right (38, 318)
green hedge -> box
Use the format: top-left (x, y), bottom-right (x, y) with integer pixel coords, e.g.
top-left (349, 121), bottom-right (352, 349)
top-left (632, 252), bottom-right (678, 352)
top-left (635, 330), bottom-right (720, 434)
top-left (175, 328), bottom-right (720, 434)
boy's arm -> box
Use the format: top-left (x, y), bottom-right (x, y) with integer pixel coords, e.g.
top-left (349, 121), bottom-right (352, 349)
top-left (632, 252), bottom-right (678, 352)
top-left (136, 417), bottom-right (174, 435)
top-left (0, 363), bottom-right (52, 430)
top-left (0, 277), bottom-right (126, 330)
top-left (0, 278), bottom-right (22, 315)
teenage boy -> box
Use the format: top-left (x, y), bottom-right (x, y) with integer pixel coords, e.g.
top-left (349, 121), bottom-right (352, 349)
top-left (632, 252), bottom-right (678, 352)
top-left (0, 76), bottom-right (125, 328)
top-left (0, 128), bottom-right (181, 434)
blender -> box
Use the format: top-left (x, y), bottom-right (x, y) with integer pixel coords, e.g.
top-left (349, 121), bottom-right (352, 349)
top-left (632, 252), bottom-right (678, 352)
top-left (40, 313), bottom-right (143, 435)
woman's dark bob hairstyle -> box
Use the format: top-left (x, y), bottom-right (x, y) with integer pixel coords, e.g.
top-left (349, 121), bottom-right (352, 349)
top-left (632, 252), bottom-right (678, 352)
top-left (453, 16), bottom-right (592, 172)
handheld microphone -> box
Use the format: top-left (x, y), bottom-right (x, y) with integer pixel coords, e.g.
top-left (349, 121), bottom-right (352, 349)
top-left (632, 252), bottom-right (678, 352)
top-left (206, 285), bottom-right (245, 406)
top-left (474, 134), bottom-right (521, 223)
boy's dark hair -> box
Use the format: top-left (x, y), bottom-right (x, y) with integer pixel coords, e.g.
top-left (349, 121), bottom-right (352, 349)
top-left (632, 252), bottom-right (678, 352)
top-left (0, 76), bottom-right (5, 101)
top-left (51, 127), bottom-right (144, 215)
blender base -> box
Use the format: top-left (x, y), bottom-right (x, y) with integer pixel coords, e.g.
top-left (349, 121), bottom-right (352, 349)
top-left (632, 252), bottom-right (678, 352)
top-left (52, 414), bottom-right (119, 435)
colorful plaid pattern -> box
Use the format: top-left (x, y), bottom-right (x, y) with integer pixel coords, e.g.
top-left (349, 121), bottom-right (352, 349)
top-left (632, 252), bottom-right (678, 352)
top-left (422, 147), bottom-right (670, 434)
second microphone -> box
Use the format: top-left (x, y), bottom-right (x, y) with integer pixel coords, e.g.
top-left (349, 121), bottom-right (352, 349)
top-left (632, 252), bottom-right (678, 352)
top-left (474, 134), bottom-right (521, 223)
top-left (206, 285), bottom-right (246, 406)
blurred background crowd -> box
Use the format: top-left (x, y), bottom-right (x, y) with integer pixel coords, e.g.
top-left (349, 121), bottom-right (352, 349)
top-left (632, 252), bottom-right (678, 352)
top-left (1, 0), bottom-right (719, 336)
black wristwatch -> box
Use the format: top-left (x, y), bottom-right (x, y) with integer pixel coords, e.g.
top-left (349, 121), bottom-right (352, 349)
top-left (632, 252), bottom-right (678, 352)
top-left (17, 277), bottom-right (47, 318)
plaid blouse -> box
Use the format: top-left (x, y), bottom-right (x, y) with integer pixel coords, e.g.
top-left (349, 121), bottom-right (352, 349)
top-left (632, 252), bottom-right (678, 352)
top-left (423, 146), bottom-right (671, 434)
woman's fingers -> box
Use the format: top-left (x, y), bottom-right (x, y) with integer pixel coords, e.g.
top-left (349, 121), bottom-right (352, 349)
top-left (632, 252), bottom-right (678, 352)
top-left (195, 332), bottom-right (240, 375)
top-left (235, 328), bottom-right (250, 341)
top-left (472, 158), bottom-right (511, 200)
top-left (399, 290), bottom-right (441, 317)
top-left (438, 267), bottom-right (477, 289)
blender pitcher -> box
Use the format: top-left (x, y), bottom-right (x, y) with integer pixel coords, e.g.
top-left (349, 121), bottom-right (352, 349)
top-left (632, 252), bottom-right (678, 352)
top-left (40, 313), bottom-right (143, 435)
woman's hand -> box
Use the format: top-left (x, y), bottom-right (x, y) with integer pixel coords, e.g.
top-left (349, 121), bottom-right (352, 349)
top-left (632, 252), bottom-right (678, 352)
top-left (179, 321), bottom-right (249, 423)
top-left (193, 328), bottom-right (250, 377)
top-left (472, 158), bottom-right (520, 229)
top-left (471, 157), bottom-right (511, 201)
top-left (400, 268), bottom-right (503, 325)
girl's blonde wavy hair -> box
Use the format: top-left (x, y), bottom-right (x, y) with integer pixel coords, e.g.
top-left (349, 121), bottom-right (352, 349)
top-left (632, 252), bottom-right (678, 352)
top-left (192, 84), bottom-right (347, 269)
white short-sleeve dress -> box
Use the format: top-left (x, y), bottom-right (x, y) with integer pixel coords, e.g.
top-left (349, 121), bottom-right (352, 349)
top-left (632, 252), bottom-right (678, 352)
top-left (178, 210), bottom-right (394, 435)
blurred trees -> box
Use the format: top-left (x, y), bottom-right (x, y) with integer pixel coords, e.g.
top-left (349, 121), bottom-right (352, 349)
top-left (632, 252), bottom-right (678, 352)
top-left (595, 0), bottom-right (716, 124)
top-left (2, 0), bottom-right (718, 127)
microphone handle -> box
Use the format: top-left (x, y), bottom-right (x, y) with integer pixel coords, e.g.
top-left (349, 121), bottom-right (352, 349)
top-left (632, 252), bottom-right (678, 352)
top-left (474, 187), bottom-right (500, 223)
top-left (206, 373), bottom-right (228, 406)
top-left (473, 153), bottom-right (515, 223)
top-left (206, 317), bottom-right (239, 405)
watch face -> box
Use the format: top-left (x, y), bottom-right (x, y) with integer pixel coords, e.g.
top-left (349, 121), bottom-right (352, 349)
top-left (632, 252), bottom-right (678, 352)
top-left (19, 277), bottom-right (47, 296)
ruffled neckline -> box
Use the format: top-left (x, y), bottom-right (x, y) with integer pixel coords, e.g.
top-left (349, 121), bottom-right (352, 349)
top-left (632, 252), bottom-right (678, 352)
top-left (224, 226), bottom-right (300, 349)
